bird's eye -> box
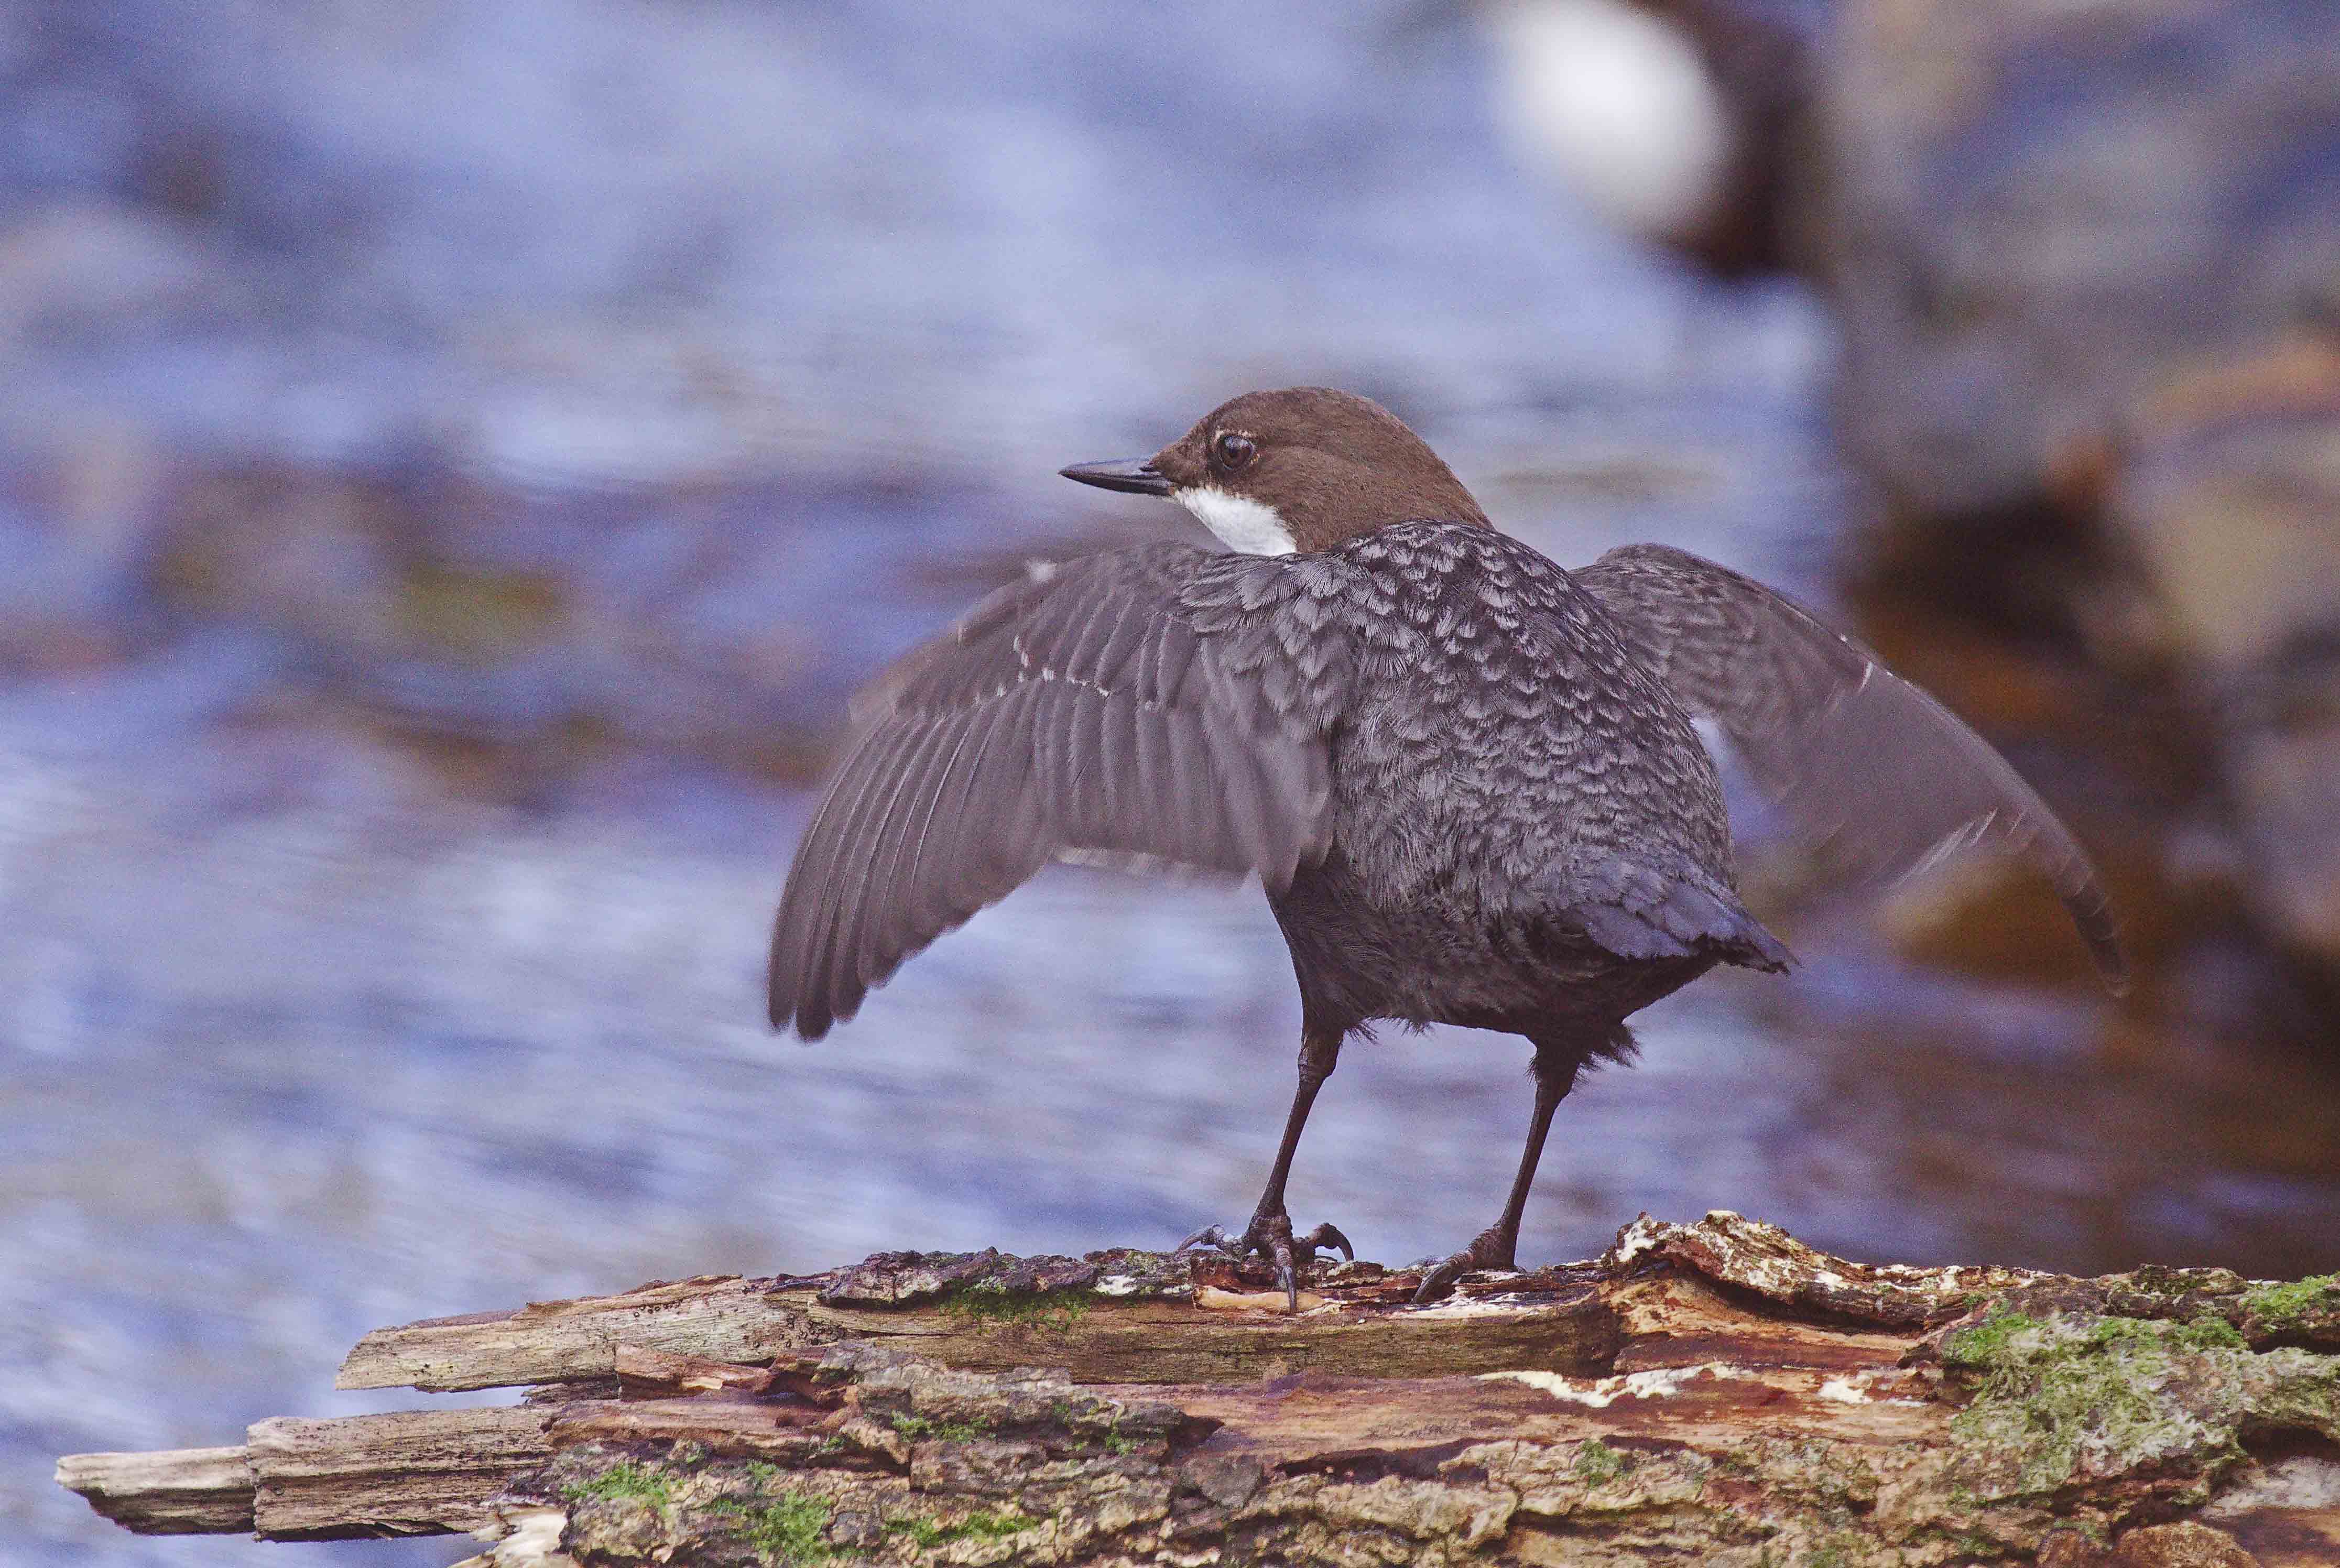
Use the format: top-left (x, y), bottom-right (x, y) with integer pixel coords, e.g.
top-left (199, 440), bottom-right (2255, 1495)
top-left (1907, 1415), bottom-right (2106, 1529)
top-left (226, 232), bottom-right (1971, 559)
top-left (1213, 432), bottom-right (1256, 472)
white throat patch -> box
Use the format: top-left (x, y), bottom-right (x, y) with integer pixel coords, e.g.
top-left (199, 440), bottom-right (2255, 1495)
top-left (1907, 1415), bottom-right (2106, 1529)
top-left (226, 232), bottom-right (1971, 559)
top-left (1179, 485), bottom-right (1297, 556)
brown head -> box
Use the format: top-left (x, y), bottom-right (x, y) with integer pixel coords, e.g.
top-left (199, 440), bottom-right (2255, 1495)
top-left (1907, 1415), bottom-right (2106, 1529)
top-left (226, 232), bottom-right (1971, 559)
top-left (1060, 387), bottom-right (1491, 554)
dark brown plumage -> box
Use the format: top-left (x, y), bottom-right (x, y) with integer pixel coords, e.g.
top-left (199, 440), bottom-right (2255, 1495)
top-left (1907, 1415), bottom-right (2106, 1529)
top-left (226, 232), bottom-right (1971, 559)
top-left (768, 387), bottom-right (2121, 1306)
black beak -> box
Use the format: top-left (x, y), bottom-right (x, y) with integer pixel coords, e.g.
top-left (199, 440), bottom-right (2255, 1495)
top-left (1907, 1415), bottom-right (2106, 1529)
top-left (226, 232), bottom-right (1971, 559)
top-left (1059, 458), bottom-right (1173, 496)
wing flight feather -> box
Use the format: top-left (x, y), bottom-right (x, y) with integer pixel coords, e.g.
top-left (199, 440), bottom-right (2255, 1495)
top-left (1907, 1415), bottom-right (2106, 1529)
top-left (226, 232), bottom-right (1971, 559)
top-left (771, 543), bottom-right (1357, 1036)
top-left (1573, 543), bottom-right (2125, 989)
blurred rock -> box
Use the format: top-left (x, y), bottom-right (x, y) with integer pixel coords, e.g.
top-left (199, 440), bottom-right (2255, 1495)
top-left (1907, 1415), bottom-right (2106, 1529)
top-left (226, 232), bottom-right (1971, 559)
top-left (1822, 0), bottom-right (2340, 520)
top-left (1477, 0), bottom-right (1820, 280)
top-left (2113, 339), bottom-right (2340, 952)
top-left (1820, 0), bottom-right (2340, 980)
top-left (2106, 341), bottom-right (2340, 674)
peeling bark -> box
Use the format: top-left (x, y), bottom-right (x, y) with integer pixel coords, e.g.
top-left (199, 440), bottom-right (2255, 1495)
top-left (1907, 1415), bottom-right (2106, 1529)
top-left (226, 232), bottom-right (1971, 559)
top-left (57, 1213), bottom-right (2340, 1565)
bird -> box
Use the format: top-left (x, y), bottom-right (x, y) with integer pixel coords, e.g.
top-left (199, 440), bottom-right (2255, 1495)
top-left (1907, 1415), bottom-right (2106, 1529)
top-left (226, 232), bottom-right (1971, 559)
top-left (767, 386), bottom-right (2123, 1310)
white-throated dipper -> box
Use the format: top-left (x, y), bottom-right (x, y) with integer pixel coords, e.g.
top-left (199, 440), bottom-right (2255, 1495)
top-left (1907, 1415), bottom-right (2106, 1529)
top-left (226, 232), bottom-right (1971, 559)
top-left (768, 387), bottom-right (2123, 1308)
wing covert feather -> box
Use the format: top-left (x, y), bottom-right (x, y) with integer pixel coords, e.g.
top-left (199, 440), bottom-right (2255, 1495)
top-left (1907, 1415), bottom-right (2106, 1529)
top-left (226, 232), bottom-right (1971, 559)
top-left (770, 543), bottom-right (1358, 1037)
top-left (1573, 543), bottom-right (2125, 989)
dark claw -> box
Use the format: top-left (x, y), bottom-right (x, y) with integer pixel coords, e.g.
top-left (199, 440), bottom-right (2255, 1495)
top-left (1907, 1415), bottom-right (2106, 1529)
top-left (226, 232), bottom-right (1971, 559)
top-left (1413, 1226), bottom-right (1514, 1304)
top-left (1412, 1256), bottom-right (1468, 1304)
top-left (1299, 1221), bottom-right (1354, 1262)
top-left (1176, 1210), bottom-right (1355, 1311)
top-left (1177, 1224), bottom-right (1242, 1256)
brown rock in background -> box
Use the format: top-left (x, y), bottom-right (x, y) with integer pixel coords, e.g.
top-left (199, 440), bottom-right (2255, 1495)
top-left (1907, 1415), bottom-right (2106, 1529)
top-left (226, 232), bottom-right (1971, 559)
top-left (1818, 0), bottom-right (2340, 985)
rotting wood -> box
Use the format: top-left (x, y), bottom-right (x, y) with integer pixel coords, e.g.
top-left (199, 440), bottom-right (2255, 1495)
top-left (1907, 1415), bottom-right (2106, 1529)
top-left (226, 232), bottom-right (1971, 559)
top-left (337, 1274), bottom-right (835, 1393)
top-left (795, 1286), bottom-right (1620, 1385)
top-left (51, 1445), bottom-right (255, 1536)
top-left (57, 1212), bottom-right (2340, 1565)
top-left (338, 1246), bottom-right (1624, 1393)
top-left (246, 1407), bottom-right (564, 1540)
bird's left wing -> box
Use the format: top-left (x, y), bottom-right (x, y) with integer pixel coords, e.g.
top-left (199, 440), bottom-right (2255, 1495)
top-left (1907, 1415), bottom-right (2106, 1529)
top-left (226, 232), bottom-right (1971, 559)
top-left (769, 543), bottom-right (1359, 1038)
top-left (1572, 542), bottom-right (2125, 989)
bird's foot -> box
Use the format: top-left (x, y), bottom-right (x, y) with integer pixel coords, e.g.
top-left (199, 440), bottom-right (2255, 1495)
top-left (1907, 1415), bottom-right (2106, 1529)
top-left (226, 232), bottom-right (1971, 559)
top-left (1178, 1208), bottom-right (1354, 1313)
top-left (1412, 1226), bottom-right (1518, 1304)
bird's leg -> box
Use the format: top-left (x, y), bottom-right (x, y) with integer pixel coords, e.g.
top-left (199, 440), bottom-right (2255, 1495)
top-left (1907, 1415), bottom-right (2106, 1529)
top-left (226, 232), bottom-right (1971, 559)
top-left (1414, 1042), bottom-right (1581, 1303)
top-left (1179, 1028), bottom-right (1352, 1311)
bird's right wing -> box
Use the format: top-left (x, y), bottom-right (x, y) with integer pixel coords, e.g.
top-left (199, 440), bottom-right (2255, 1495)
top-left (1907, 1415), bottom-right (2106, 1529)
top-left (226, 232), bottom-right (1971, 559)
top-left (1573, 543), bottom-right (2125, 989)
top-left (770, 542), bottom-right (1358, 1038)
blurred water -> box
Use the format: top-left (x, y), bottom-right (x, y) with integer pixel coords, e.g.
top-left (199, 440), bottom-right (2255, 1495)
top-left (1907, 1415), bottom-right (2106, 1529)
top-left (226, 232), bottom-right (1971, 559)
top-left (2, 5), bottom-right (2334, 1566)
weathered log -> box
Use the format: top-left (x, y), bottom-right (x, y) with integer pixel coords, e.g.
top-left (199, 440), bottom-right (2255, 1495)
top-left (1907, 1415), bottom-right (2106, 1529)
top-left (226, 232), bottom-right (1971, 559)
top-left (52, 1445), bottom-right (255, 1536)
top-left (57, 1213), bottom-right (2340, 1565)
top-left (337, 1273), bottom-right (836, 1393)
top-left (248, 1408), bottom-right (567, 1541)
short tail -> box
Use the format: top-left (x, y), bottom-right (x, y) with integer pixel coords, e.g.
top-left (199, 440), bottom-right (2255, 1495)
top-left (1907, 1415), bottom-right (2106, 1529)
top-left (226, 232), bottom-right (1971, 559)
top-left (1574, 874), bottom-right (1793, 974)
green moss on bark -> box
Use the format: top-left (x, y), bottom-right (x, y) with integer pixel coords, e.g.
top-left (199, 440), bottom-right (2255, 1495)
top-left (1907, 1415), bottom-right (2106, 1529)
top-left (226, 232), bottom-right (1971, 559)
top-left (2240, 1273), bottom-right (2338, 1327)
top-left (1941, 1306), bottom-right (2340, 1501)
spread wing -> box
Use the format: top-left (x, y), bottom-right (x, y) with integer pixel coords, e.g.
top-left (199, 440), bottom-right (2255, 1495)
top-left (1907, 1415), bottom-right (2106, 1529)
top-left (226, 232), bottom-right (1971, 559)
top-left (1573, 543), bottom-right (2125, 989)
top-left (770, 542), bottom-right (1357, 1038)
